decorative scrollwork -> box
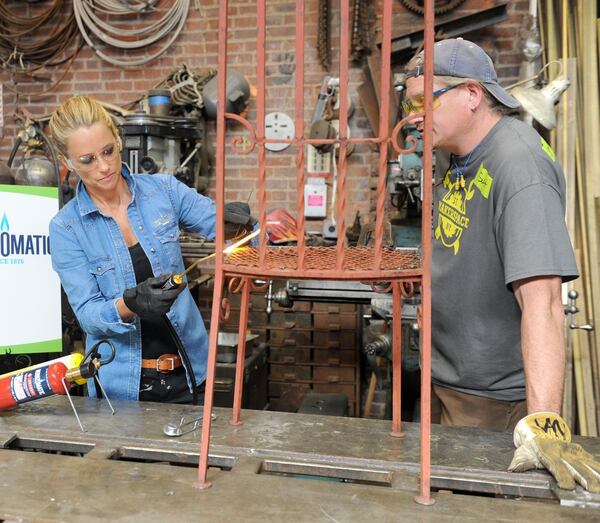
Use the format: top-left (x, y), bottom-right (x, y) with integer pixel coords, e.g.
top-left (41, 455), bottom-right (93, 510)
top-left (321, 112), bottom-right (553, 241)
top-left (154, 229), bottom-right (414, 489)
top-left (220, 297), bottom-right (231, 322)
top-left (401, 281), bottom-right (415, 298)
top-left (390, 117), bottom-right (419, 156)
top-left (227, 276), bottom-right (245, 295)
top-left (369, 281), bottom-right (392, 294)
top-left (225, 113), bottom-right (258, 155)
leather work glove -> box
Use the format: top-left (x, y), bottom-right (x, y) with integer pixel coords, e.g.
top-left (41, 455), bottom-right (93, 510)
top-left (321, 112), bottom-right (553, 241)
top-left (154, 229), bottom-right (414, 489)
top-left (508, 412), bottom-right (600, 492)
top-left (224, 201), bottom-right (257, 239)
top-left (123, 273), bottom-right (184, 319)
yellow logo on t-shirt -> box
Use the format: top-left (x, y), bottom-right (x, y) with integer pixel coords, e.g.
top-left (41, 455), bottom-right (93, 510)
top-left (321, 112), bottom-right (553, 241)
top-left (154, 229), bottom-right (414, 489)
top-left (541, 137), bottom-right (556, 162)
top-left (474, 164), bottom-right (493, 199)
top-left (435, 163), bottom-right (493, 254)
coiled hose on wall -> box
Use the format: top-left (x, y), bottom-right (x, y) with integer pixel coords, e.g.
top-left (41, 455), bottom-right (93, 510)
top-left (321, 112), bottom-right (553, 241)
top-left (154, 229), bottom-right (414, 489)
top-left (73, 0), bottom-right (190, 67)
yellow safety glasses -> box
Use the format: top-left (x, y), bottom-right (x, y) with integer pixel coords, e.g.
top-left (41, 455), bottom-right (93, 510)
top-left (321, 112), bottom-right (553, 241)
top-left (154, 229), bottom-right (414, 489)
top-left (401, 84), bottom-right (461, 116)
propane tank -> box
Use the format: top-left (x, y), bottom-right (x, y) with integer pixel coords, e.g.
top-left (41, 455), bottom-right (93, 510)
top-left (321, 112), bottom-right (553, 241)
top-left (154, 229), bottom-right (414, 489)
top-left (0, 362), bottom-right (71, 410)
top-left (0, 353), bottom-right (86, 385)
top-left (14, 151), bottom-right (57, 186)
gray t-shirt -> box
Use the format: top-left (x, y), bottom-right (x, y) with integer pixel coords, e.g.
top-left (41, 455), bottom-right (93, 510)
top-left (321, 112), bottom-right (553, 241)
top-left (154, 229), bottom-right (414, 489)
top-left (432, 116), bottom-right (578, 401)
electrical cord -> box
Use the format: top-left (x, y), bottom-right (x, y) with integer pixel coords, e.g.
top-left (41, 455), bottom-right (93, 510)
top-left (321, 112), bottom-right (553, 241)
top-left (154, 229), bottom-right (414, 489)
top-left (73, 0), bottom-right (190, 67)
top-left (0, 1), bottom-right (83, 97)
top-left (7, 137), bottom-right (22, 169)
top-left (3, 44), bottom-right (83, 99)
top-left (88, 0), bottom-right (160, 15)
top-left (0, 1), bottom-right (81, 72)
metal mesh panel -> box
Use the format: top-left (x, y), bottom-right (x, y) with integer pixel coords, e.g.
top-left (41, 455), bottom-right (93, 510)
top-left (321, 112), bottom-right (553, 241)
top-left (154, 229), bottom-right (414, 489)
top-left (224, 246), bottom-right (421, 272)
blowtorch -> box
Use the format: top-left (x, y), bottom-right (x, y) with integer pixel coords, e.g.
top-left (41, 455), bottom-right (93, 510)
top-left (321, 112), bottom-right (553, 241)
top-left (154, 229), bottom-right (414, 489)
top-left (162, 228), bottom-right (261, 289)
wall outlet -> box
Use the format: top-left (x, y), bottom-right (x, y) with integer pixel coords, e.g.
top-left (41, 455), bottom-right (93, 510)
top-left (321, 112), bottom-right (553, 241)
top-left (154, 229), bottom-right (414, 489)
top-left (323, 219), bottom-right (338, 239)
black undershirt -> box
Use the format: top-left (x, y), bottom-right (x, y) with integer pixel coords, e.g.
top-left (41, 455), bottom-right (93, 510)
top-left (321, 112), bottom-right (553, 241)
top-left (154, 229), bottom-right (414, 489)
top-left (128, 242), bottom-right (177, 359)
top-left (128, 243), bottom-right (202, 403)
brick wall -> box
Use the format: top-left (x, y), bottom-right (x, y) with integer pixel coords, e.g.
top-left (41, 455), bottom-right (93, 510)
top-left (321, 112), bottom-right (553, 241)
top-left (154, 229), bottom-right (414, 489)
top-left (1, 0), bottom-right (529, 225)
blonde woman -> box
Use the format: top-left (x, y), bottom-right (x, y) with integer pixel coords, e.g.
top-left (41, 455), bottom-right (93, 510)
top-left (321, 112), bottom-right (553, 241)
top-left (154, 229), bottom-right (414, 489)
top-left (49, 95), bottom-right (253, 403)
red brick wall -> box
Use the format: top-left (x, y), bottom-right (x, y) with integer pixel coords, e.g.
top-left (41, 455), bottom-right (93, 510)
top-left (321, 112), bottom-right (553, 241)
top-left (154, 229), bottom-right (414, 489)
top-left (1, 0), bottom-right (529, 225)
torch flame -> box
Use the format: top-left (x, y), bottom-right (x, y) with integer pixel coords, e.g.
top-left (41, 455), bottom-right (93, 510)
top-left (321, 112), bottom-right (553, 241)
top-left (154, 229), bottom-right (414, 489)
top-left (223, 228), bottom-right (261, 254)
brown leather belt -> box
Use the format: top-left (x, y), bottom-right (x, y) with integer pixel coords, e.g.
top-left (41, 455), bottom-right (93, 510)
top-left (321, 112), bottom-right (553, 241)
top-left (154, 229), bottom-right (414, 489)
top-left (141, 354), bottom-right (182, 373)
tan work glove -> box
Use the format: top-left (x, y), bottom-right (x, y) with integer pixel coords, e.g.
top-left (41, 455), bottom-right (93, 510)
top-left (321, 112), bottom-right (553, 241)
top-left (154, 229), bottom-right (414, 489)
top-left (508, 412), bottom-right (600, 492)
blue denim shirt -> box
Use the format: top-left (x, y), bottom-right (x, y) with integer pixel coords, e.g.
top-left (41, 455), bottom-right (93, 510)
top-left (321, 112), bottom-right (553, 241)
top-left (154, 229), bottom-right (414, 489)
top-left (49, 167), bottom-right (216, 401)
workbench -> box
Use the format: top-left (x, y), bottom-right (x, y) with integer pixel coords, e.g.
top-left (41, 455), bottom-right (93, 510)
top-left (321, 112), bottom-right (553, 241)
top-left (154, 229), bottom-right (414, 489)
top-left (1, 396), bottom-right (598, 522)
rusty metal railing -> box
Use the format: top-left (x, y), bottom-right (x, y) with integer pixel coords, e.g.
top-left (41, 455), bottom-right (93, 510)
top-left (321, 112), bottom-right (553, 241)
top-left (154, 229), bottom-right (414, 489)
top-left (196, 0), bottom-right (435, 506)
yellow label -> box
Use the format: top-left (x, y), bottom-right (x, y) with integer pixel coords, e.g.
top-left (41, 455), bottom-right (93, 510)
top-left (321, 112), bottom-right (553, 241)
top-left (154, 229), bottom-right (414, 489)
top-left (541, 137), bottom-right (556, 162)
top-left (474, 163), bottom-right (493, 199)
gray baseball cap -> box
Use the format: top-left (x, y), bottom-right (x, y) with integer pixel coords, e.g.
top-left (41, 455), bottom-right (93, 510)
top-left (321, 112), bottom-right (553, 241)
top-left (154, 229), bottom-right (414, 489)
top-left (407, 38), bottom-right (520, 109)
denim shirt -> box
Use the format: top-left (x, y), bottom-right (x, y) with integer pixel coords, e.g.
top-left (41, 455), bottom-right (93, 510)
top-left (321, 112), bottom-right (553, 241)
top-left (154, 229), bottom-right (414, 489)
top-left (49, 167), bottom-right (216, 401)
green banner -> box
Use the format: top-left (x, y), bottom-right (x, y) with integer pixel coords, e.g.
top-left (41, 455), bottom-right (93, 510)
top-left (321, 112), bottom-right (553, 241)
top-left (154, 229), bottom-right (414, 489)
top-left (0, 184), bottom-right (59, 199)
top-left (0, 338), bottom-right (62, 355)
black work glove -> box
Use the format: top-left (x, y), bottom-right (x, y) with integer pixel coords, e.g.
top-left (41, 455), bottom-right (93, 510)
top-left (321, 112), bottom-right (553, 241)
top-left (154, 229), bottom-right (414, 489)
top-left (123, 273), bottom-right (184, 319)
top-left (224, 201), bottom-right (257, 239)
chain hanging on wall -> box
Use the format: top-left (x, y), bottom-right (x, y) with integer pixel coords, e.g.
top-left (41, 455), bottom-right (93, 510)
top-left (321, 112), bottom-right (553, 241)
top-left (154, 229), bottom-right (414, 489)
top-left (351, 0), bottom-right (370, 63)
top-left (317, 0), bottom-right (331, 70)
top-left (399, 0), bottom-right (467, 16)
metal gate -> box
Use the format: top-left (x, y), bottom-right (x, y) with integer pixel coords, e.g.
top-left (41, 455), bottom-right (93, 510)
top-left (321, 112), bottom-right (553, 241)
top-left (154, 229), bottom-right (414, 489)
top-left (196, 0), bottom-right (436, 505)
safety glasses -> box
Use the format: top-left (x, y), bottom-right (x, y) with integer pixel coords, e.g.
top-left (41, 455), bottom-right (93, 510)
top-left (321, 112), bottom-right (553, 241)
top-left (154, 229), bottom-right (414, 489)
top-left (401, 84), bottom-right (461, 116)
top-left (66, 142), bottom-right (120, 173)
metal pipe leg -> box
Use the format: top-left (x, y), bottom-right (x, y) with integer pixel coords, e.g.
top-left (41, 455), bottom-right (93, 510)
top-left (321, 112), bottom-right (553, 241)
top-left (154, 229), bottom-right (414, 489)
top-left (195, 271), bottom-right (225, 489)
top-left (230, 278), bottom-right (251, 426)
top-left (414, 0), bottom-right (435, 506)
top-left (390, 281), bottom-right (404, 437)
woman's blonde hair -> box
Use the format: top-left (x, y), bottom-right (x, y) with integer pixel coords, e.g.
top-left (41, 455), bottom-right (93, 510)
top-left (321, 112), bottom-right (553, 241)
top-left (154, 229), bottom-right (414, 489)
top-left (49, 96), bottom-right (119, 156)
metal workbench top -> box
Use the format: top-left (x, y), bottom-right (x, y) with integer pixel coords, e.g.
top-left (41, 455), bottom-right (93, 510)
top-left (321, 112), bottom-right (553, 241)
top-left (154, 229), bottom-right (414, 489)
top-left (1, 396), bottom-right (598, 521)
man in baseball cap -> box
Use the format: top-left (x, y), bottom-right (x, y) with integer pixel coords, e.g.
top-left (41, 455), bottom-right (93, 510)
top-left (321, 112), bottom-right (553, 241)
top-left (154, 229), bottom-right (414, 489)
top-left (402, 39), bottom-right (593, 492)
top-left (406, 38), bottom-right (520, 110)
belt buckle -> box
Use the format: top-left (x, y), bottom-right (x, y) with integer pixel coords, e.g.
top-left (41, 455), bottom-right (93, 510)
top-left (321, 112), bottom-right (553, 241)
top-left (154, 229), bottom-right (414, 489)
top-left (157, 354), bottom-right (176, 373)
